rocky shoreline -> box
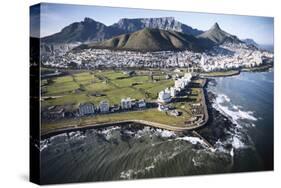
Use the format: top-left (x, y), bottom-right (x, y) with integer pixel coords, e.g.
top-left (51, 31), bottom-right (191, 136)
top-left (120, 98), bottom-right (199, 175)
top-left (196, 91), bottom-right (235, 146)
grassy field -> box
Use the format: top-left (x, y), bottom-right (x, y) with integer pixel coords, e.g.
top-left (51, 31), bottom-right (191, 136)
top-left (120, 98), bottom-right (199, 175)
top-left (241, 64), bottom-right (273, 72)
top-left (201, 70), bottom-right (240, 77)
top-left (41, 70), bottom-right (174, 108)
top-left (41, 70), bottom-right (207, 134)
top-left (41, 107), bottom-right (194, 134)
top-left (41, 70), bottom-right (207, 133)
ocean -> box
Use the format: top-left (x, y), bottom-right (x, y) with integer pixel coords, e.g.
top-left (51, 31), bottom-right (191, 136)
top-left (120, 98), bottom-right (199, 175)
top-left (40, 70), bottom-right (274, 184)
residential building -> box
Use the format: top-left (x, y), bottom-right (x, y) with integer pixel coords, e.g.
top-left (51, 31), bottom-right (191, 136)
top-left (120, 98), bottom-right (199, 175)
top-left (99, 100), bottom-right (110, 113)
top-left (170, 87), bottom-right (177, 97)
top-left (158, 88), bottom-right (172, 103)
top-left (138, 99), bottom-right (146, 108)
top-left (79, 103), bottom-right (95, 116)
top-left (121, 98), bottom-right (132, 109)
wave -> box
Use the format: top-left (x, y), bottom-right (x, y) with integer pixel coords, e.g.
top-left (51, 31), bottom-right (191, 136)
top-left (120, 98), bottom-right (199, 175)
top-left (192, 157), bottom-right (203, 167)
top-left (40, 140), bottom-right (49, 152)
top-left (213, 93), bottom-right (258, 126)
top-left (155, 129), bottom-right (176, 138)
top-left (176, 136), bottom-right (206, 146)
top-left (175, 136), bottom-right (216, 153)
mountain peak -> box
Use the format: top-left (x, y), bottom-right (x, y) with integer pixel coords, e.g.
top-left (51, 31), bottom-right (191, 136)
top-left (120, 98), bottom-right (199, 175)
top-left (83, 17), bottom-right (95, 23)
top-left (211, 22), bottom-right (221, 30)
top-left (198, 22), bottom-right (242, 45)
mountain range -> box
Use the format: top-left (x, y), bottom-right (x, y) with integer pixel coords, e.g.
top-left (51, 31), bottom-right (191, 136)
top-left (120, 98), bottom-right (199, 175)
top-left (41, 17), bottom-right (259, 52)
top-left (42, 17), bottom-right (203, 44)
top-left (75, 28), bottom-right (212, 52)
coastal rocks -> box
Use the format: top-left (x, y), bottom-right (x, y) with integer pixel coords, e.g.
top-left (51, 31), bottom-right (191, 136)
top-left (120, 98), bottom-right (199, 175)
top-left (196, 91), bottom-right (235, 145)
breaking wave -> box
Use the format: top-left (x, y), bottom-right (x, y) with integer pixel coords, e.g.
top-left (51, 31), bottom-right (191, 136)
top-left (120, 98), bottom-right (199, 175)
top-left (213, 93), bottom-right (257, 126)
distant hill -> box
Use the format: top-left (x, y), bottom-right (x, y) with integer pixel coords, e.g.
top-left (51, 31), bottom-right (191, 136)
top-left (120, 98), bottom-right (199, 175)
top-left (75, 28), bottom-right (213, 52)
top-left (197, 23), bottom-right (242, 45)
top-left (112, 17), bottom-right (203, 36)
top-left (242, 38), bottom-right (260, 48)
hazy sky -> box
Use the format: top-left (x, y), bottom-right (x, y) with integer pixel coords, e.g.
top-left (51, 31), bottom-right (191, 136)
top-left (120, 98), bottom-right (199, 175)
top-left (30, 3), bottom-right (274, 45)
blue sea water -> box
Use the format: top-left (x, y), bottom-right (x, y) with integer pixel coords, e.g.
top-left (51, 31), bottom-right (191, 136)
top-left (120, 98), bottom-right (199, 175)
top-left (208, 70), bottom-right (274, 170)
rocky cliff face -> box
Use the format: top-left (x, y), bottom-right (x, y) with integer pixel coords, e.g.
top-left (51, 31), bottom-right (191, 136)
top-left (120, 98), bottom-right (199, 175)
top-left (197, 22), bottom-right (242, 45)
top-left (113, 17), bottom-right (203, 36)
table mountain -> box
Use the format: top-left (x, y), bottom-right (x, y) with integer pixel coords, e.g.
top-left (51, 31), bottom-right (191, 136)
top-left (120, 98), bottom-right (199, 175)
top-left (112, 17), bottom-right (203, 36)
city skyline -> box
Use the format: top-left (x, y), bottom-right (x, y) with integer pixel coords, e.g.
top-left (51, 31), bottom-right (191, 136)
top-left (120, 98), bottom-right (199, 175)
top-left (30, 3), bottom-right (274, 45)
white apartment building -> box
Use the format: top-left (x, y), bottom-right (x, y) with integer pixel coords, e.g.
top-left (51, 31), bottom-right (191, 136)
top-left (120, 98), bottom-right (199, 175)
top-left (79, 103), bottom-right (95, 116)
top-left (158, 88), bottom-right (172, 103)
top-left (121, 98), bottom-right (132, 109)
top-left (99, 100), bottom-right (110, 113)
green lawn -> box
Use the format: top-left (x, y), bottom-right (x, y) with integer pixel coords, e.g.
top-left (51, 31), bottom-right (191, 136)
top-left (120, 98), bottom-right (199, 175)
top-left (41, 70), bottom-right (174, 108)
top-left (41, 71), bottom-right (206, 134)
top-left (41, 108), bottom-right (192, 134)
top-left (201, 70), bottom-right (240, 77)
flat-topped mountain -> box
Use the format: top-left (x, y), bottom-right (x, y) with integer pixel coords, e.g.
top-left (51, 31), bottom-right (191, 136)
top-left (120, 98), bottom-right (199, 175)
top-left (75, 28), bottom-right (213, 52)
top-left (112, 17), bottom-right (203, 36)
top-left (197, 22), bottom-right (242, 44)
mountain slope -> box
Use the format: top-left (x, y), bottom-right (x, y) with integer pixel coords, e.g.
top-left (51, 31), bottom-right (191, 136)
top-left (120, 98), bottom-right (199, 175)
top-left (42, 17), bottom-right (203, 44)
top-left (242, 38), bottom-right (260, 48)
top-left (112, 17), bottom-right (203, 36)
top-left (76, 28), bottom-right (212, 52)
top-left (42, 17), bottom-right (124, 44)
top-left (197, 23), bottom-right (242, 45)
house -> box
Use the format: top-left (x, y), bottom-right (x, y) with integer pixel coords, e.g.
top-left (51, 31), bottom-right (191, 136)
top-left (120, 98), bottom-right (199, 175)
top-left (79, 103), bottom-right (95, 116)
top-left (42, 105), bottom-right (65, 119)
top-left (170, 87), bottom-right (177, 97)
top-left (99, 100), bottom-right (109, 113)
top-left (110, 105), bottom-right (120, 112)
top-left (157, 104), bottom-right (169, 112)
top-left (121, 98), bottom-right (132, 109)
top-left (138, 99), bottom-right (146, 108)
top-left (158, 88), bottom-right (171, 103)
top-left (169, 110), bottom-right (180, 116)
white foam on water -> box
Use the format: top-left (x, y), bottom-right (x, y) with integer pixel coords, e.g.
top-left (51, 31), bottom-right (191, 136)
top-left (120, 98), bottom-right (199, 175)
top-left (213, 93), bottom-right (258, 126)
top-left (145, 164), bottom-right (155, 171)
top-left (67, 131), bottom-right (87, 141)
top-left (134, 126), bottom-right (152, 138)
top-left (231, 135), bottom-right (246, 149)
top-left (214, 139), bottom-right (229, 154)
top-left (120, 169), bottom-right (134, 179)
top-left (120, 162), bottom-right (156, 179)
top-left (49, 133), bottom-right (67, 142)
top-left (40, 140), bottom-right (49, 152)
top-left (176, 136), bottom-right (208, 148)
top-left (97, 126), bottom-right (120, 140)
top-left (192, 157), bottom-right (203, 167)
top-left (123, 130), bottom-right (135, 135)
top-left (155, 129), bottom-right (176, 138)
top-left (230, 148), bottom-right (234, 157)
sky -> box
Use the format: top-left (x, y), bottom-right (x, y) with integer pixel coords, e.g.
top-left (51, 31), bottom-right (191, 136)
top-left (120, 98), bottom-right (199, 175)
top-left (30, 3), bottom-right (274, 45)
